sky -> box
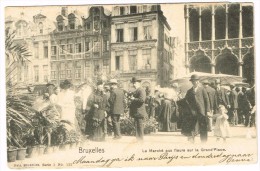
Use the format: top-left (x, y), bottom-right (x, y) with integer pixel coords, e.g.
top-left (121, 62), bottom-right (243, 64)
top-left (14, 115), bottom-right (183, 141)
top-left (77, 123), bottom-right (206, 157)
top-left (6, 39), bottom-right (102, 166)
top-left (5, 3), bottom-right (185, 43)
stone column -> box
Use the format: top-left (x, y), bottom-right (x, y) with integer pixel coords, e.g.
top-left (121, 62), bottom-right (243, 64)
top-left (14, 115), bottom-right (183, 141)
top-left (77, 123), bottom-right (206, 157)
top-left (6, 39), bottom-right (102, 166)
top-left (185, 5), bottom-right (190, 74)
top-left (238, 61), bottom-right (243, 77)
top-left (211, 63), bottom-right (215, 74)
top-left (239, 4), bottom-right (243, 77)
top-left (199, 6), bottom-right (202, 42)
top-left (211, 5), bottom-right (215, 74)
top-left (225, 4), bottom-right (229, 40)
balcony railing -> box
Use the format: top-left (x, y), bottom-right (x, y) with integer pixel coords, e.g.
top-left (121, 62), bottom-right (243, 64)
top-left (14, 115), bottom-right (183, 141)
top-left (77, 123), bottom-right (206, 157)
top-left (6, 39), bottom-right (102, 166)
top-left (188, 37), bottom-right (253, 51)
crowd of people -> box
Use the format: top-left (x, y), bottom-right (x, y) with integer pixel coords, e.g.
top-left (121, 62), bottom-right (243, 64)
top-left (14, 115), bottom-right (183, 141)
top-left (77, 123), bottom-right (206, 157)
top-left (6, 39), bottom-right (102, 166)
top-left (36, 74), bottom-right (256, 144)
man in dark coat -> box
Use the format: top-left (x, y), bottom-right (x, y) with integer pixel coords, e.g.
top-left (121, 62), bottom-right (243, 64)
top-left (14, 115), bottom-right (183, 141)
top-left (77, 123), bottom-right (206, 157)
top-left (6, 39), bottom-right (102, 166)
top-left (202, 80), bottom-right (217, 131)
top-left (229, 84), bottom-right (239, 126)
top-left (108, 79), bottom-right (125, 139)
top-left (215, 79), bottom-right (230, 109)
top-left (185, 74), bottom-right (210, 143)
top-left (129, 77), bottom-right (147, 141)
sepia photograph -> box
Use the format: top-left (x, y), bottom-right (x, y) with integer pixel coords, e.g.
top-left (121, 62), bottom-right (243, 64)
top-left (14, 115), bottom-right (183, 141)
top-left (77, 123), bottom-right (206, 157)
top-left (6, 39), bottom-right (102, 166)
top-left (1, 0), bottom-right (259, 170)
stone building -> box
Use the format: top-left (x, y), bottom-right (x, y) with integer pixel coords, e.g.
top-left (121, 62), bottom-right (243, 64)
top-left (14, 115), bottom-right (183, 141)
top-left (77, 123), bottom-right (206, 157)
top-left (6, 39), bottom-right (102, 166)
top-left (110, 4), bottom-right (175, 90)
top-left (184, 3), bottom-right (254, 84)
top-left (5, 13), bottom-right (54, 85)
top-left (50, 6), bottom-right (111, 85)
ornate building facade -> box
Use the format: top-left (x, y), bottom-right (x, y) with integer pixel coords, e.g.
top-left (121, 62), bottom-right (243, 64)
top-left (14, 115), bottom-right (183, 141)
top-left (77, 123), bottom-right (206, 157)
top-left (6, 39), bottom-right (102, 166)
top-left (184, 3), bottom-right (254, 84)
top-left (110, 4), bottom-right (175, 90)
top-left (50, 6), bottom-right (111, 85)
top-left (5, 13), bottom-right (54, 85)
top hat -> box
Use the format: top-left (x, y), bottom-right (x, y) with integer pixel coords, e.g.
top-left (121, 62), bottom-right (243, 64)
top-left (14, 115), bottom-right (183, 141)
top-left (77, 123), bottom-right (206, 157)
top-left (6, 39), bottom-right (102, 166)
top-left (109, 79), bottom-right (118, 84)
top-left (202, 79), bottom-right (210, 85)
top-left (189, 74), bottom-right (200, 81)
top-left (131, 77), bottom-right (141, 83)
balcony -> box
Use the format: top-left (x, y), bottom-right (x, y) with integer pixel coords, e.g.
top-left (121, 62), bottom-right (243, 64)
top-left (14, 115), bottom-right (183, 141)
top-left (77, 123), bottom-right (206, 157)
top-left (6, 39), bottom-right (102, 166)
top-left (188, 37), bottom-right (254, 51)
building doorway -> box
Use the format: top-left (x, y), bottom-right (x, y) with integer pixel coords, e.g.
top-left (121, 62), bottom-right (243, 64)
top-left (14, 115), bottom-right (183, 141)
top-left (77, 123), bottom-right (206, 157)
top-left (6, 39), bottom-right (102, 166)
top-left (190, 55), bottom-right (211, 73)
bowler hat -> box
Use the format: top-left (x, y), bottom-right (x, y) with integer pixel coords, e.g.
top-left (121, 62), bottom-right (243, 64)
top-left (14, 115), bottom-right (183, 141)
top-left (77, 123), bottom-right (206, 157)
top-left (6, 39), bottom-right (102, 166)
top-left (189, 74), bottom-right (200, 81)
top-left (109, 79), bottom-right (118, 84)
top-left (96, 80), bottom-right (103, 86)
top-left (131, 77), bottom-right (141, 83)
top-left (202, 79), bottom-right (210, 85)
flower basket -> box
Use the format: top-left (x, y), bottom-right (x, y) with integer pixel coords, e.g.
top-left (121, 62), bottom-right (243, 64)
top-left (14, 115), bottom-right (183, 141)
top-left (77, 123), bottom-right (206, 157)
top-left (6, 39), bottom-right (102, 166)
top-left (7, 147), bottom-right (18, 162)
top-left (26, 146), bottom-right (39, 158)
top-left (16, 147), bottom-right (27, 160)
top-left (38, 145), bottom-right (45, 156)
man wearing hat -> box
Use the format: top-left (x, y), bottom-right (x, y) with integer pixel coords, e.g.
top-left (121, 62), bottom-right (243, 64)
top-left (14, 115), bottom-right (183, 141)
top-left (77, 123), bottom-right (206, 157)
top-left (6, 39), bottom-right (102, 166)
top-left (215, 79), bottom-right (230, 109)
top-left (129, 77), bottom-right (147, 141)
top-left (202, 79), bottom-right (217, 131)
top-left (185, 74), bottom-right (210, 143)
top-left (229, 83), bottom-right (238, 126)
top-left (108, 79), bottom-right (125, 139)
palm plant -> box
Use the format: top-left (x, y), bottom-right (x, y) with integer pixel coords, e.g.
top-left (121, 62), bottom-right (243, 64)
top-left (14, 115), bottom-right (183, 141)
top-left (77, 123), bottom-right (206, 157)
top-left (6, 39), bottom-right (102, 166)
top-left (5, 28), bottom-right (34, 148)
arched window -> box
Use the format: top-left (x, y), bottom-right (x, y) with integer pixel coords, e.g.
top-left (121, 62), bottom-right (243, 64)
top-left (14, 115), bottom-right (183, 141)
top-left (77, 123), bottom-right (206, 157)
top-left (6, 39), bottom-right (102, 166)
top-left (39, 22), bottom-right (43, 34)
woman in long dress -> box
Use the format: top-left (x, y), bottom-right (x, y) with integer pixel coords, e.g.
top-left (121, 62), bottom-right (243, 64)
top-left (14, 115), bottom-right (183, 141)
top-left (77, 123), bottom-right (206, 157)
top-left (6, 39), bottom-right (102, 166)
top-left (56, 80), bottom-right (78, 131)
top-left (87, 81), bottom-right (108, 141)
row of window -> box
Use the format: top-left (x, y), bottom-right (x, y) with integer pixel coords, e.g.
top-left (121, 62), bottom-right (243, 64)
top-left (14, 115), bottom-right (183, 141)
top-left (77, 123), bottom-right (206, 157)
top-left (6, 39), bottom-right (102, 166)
top-left (115, 49), bottom-right (152, 71)
top-left (51, 38), bottom-right (109, 56)
top-left (115, 24), bottom-right (153, 42)
top-left (114, 5), bottom-right (159, 16)
top-left (163, 49), bottom-right (172, 63)
top-left (57, 20), bottom-right (108, 31)
top-left (33, 65), bottom-right (49, 82)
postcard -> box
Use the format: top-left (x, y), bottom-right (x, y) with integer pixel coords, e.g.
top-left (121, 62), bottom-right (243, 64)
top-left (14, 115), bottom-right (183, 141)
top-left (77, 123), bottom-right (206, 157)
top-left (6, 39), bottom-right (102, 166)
top-left (3, 1), bottom-right (258, 169)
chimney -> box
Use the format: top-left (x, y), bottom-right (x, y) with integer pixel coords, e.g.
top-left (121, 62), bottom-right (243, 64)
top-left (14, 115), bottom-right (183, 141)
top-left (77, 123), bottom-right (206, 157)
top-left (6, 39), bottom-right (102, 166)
top-left (61, 7), bottom-right (68, 17)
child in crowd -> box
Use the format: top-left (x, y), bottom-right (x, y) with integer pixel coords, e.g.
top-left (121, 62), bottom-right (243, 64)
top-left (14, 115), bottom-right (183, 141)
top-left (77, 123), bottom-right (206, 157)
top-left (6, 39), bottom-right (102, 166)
top-left (213, 105), bottom-right (231, 142)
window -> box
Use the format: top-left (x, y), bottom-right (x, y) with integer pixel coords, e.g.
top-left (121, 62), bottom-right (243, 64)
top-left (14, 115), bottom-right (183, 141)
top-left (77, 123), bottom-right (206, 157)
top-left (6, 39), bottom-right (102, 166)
top-left (116, 29), bottom-right (124, 42)
top-left (34, 43), bottom-right (39, 59)
top-left (43, 65), bottom-right (48, 82)
top-left (51, 71), bottom-right (57, 79)
top-left (58, 22), bottom-right (63, 31)
top-left (44, 45), bottom-right (48, 58)
top-left (34, 65), bottom-right (39, 82)
top-left (68, 44), bottom-right (74, 53)
top-left (116, 56), bottom-right (120, 71)
top-left (60, 63), bottom-right (66, 79)
top-left (86, 22), bottom-right (91, 30)
top-left (142, 49), bottom-right (151, 69)
top-left (70, 23), bottom-right (75, 29)
top-left (120, 7), bottom-right (125, 15)
top-left (103, 36), bottom-right (109, 51)
top-left (39, 22), bottom-right (43, 34)
top-left (93, 60), bottom-right (100, 73)
top-left (85, 41), bottom-right (90, 51)
top-left (103, 21), bottom-right (107, 28)
top-left (128, 50), bottom-right (137, 71)
top-left (76, 43), bottom-right (82, 53)
top-left (93, 40), bottom-right (100, 52)
top-left (75, 69), bottom-right (81, 79)
top-left (143, 5), bottom-right (147, 12)
top-left (103, 59), bottom-right (109, 73)
top-left (66, 62), bottom-right (72, 78)
top-left (129, 27), bottom-right (138, 41)
top-left (144, 21), bottom-right (152, 40)
top-left (115, 51), bottom-right (123, 71)
top-left (51, 46), bottom-right (57, 56)
top-left (130, 6), bottom-right (137, 14)
top-left (60, 45), bottom-right (66, 54)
